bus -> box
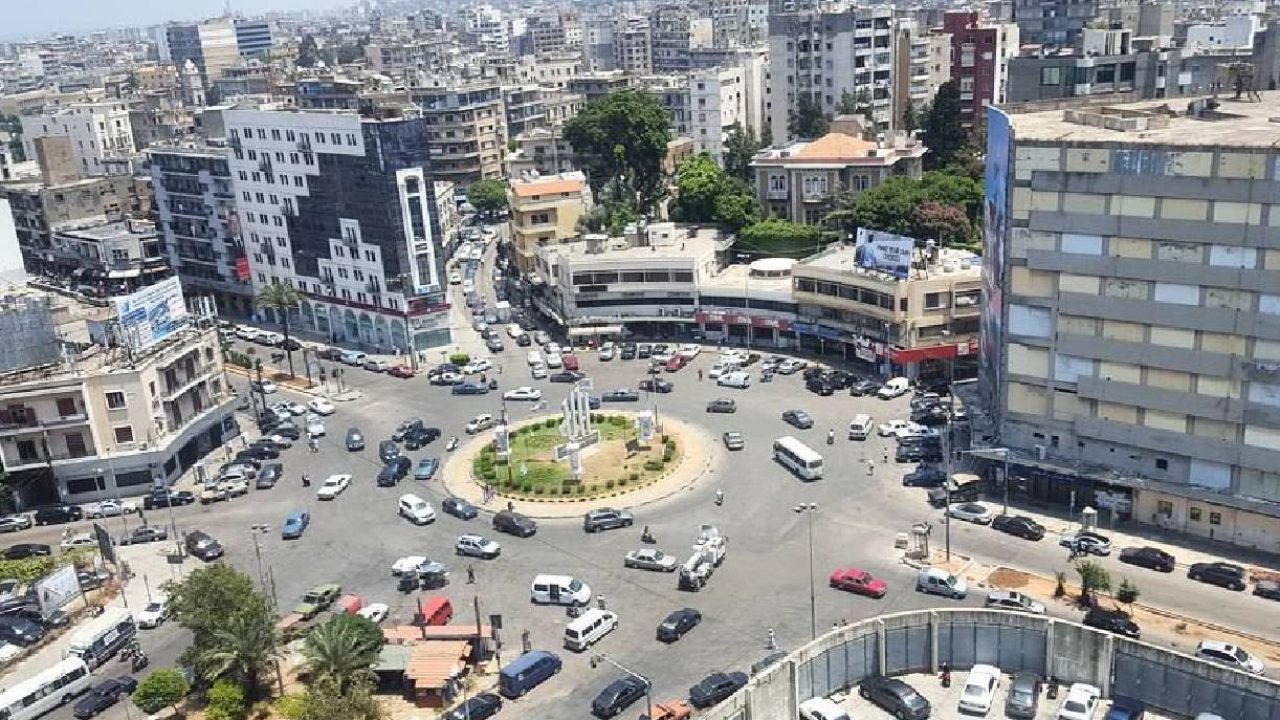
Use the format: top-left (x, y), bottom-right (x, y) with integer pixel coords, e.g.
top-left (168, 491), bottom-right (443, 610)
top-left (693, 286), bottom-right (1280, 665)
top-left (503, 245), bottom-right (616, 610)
top-left (66, 607), bottom-right (135, 669)
top-left (0, 657), bottom-right (91, 720)
top-left (773, 436), bottom-right (824, 480)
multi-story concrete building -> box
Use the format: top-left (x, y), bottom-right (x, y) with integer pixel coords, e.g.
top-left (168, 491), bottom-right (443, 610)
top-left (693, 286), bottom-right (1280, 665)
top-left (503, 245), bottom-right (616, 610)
top-left (583, 17), bottom-right (618, 72)
top-left (514, 52), bottom-right (582, 90)
top-left (751, 127), bottom-right (926, 225)
top-left (568, 72), bottom-right (634, 103)
top-left (1013, 0), bottom-right (1098, 47)
top-left (20, 101), bottom-right (137, 177)
top-left (688, 66), bottom-right (749, 164)
top-left (148, 143), bottom-right (255, 315)
top-left (234, 19), bottom-right (274, 58)
top-left (0, 290), bottom-right (236, 504)
top-left (651, 5), bottom-right (694, 74)
top-left (893, 21), bottom-right (951, 128)
top-left (768, 4), bottom-right (897, 142)
top-left (981, 98), bottom-right (1280, 550)
top-left (503, 85), bottom-right (547, 140)
top-left (0, 174), bottom-right (140, 278)
top-left (409, 77), bottom-right (506, 185)
top-left (616, 17), bottom-right (654, 74)
top-left (506, 127), bottom-right (578, 177)
top-left (224, 106), bottom-right (451, 353)
top-left (164, 18), bottom-right (241, 89)
top-left (508, 172), bottom-right (591, 275)
top-left (48, 218), bottom-right (167, 292)
top-left (943, 11), bottom-right (1019, 133)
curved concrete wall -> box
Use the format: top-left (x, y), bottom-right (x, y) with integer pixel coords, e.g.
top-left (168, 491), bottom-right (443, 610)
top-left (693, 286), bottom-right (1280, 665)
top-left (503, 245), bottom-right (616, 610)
top-left (702, 609), bottom-right (1280, 720)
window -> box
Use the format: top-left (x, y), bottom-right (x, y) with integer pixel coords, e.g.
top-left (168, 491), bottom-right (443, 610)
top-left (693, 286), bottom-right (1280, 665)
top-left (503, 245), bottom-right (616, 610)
top-left (1209, 511), bottom-right (1222, 525)
top-left (114, 426), bottom-right (134, 443)
top-left (1156, 500), bottom-right (1173, 517)
top-left (65, 432), bottom-right (87, 457)
top-left (1155, 458), bottom-right (1168, 470)
top-left (106, 391), bottom-right (126, 409)
top-left (56, 398), bottom-right (78, 416)
top-left (1189, 507), bottom-right (1202, 522)
top-left (1041, 67), bottom-right (1061, 86)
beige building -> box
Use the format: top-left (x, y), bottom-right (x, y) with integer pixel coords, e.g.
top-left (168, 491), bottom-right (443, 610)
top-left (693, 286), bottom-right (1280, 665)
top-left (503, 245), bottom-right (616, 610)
top-left (751, 128), bottom-right (926, 225)
top-left (409, 77), bottom-right (506, 185)
top-left (792, 243), bottom-right (982, 376)
top-left (506, 127), bottom-right (577, 178)
top-left (0, 291), bottom-right (236, 503)
top-left (508, 172), bottom-right (591, 275)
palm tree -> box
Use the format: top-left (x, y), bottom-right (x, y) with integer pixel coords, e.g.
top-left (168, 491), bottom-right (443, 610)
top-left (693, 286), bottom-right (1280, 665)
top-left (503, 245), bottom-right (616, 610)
top-left (302, 617), bottom-right (381, 693)
top-left (256, 282), bottom-right (303, 378)
top-left (194, 611), bottom-right (280, 695)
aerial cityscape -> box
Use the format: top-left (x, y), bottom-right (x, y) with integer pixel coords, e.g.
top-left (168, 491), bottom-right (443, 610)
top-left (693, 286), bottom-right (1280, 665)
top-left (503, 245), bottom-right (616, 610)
top-left (0, 1), bottom-right (1278, 719)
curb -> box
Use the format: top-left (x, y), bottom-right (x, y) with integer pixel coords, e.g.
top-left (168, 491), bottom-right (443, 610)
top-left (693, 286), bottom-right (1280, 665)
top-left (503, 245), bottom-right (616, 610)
top-left (224, 365), bottom-right (364, 402)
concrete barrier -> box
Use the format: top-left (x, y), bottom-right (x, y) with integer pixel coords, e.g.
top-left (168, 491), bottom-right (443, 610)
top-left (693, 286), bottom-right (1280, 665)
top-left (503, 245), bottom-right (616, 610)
top-left (700, 609), bottom-right (1280, 720)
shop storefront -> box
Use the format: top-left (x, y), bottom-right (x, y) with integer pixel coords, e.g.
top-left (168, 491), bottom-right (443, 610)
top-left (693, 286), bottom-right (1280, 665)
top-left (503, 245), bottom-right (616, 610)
top-left (888, 339), bottom-right (979, 380)
top-left (695, 311), bottom-right (796, 349)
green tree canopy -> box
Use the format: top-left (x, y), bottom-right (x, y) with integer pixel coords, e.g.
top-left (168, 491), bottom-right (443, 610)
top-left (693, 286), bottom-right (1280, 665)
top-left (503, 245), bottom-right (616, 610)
top-left (297, 35), bottom-right (321, 68)
top-left (164, 565), bottom-right (278, 694)
top-left (736, 218), bottom-right (826, 259)
top-left (303, 614), bottom-right (384, 692)
top-left (466, 178), bottom-right (509, 216)
top-left (563, 90), bottom-right (671, 213)
top-left (670, 153), bottom-right (761, 232)
top-left (835, 89), bottom-right (872, 118)
top-left (823, 171), bottom-right (983, 248)
top-left (132, 669), bottom-right (190, 715)
top-left (788, 92), bottom-right (828, 140)
top-left (256, 281), bottom-right (303, 378)
top-left (1115, 577), bottom-right (1140, 609)
top-left (298, 677), bottom-right (384, 720)
top-left (722, 123), bottom-right (763, 182)
top-left (207, 679), bottom-right (247, 720)
top-left (194, 610), bottom-right (281, 694)
top-left (1075, 559), bottom-right (1112, 603)
top-left (921, 81), bottom-right (968, 170)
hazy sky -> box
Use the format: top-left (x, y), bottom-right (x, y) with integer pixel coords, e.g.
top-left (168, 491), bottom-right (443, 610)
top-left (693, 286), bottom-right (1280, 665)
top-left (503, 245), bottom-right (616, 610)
top-left (4, 0), bottom-right (353, 39)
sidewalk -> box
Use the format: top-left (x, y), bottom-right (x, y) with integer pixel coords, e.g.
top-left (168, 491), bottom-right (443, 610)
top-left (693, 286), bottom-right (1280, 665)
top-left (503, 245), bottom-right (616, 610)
top-left (440, 415), bottom-right (718, 519)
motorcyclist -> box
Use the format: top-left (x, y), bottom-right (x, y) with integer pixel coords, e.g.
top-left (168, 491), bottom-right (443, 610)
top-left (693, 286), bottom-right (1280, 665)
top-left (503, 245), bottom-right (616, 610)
top-left (302, 473), bottom-right (311, 487)
top-left (714, 488), bottom-right (724, 506)
top-left (827, 428), bottom-right (835, 445)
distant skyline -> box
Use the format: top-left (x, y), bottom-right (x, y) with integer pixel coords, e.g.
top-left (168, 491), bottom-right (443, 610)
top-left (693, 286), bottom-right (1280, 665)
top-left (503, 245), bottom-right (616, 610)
top-left (2, 0), bottom-right (354, 40)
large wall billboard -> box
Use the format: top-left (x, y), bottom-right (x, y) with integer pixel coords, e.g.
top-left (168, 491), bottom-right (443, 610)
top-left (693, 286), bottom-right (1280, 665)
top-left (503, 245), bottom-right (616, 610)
top-left (980, 106), bottom-right (1013, 430)
top-left (113, 277), bottom-right (190, 353)
top-left (854, 227), bottom-right (916, 280)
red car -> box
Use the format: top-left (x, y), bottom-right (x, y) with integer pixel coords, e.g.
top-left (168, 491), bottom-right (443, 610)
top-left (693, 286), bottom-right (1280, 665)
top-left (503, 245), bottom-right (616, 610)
top-left (829, 568), bottom-right (887, 598)
top-left (665, 355), bottom-right (689, 372)
top-left (387, 365), bottom-right (415, 378)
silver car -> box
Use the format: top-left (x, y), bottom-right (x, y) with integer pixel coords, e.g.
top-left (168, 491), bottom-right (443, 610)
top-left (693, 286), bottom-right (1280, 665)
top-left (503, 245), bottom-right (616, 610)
top-left (624, 548), bottom-right (678, 572)
top-left (455, 534), bottom-right (501, 560)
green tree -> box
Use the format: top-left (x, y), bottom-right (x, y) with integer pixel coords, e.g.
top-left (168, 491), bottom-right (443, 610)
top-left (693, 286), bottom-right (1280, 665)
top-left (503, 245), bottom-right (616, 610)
top-left (1115, 577), bottom-right (1140, 610)
top-left (920, 81), bottom-right (968, 170)
top-left (788, 92), bottom-right (828, 140)
top-left (207, 679), bottom-right (247, 720)
top-left (303, 615), bottom-right (383, 692)
top-left (164, 565), bottom-right (277, 693)
top-left (297, 34), bottom-right (321, 68)
top-left (823, 171), bottom-right (982, 246)
top-left (722, 123), bottom-right (763, 182)
top-left (256, 282), bottom-right (303, 378)
top-left (299, 677), bottom-right (383, 720)
top-left (466, 178), bottom-right (509, 217)
top-left (736, 218), bottom-right (826, 259)
top-left (835, 88), bottom-right (872, 118)
top-left (671, 153), bottom-right (723, 223)
top-left (194, 611), bottom-right (281, 694)
top-left (713, 187), bottom-right (762, 231)
top-left (1075, 559), bottom-right (1112, 604)
top-left (913, 201), bottom-right (973, 248)
top-left (901, 103), bottom-right (920, 134)
top-left (563, 90), bottom-right (671, 213)
top-left (131, 669), bottom-right (190, 715)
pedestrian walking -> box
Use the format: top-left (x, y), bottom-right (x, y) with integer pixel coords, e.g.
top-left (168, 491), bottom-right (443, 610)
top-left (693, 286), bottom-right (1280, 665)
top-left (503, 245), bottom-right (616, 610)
top-left (597, 594), bottom-right (607, 610)
top-left (698, 369), bottom-right (704, 381)
top-left (767, 627), bottom-right (777, 650)
top-left (867, 460), bottom-right (875, 476)
top-left (467, 565), bottom-right (475, 584)
top-left (882, 449), bottom-right (889, 463)
top-left (521, 629), bottom-right (531, 653)
top-left (507, 500), bottom-right (515, 512)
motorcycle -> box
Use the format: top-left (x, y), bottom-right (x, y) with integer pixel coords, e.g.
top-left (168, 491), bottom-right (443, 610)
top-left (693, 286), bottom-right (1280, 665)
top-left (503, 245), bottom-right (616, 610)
top-left (827, 429), bottom-right (835, 445)
top-left (131, 653), bottom-right (149, 672)
top-left (446, 436), bottom-right (459, 452)
top-left (302, 474), bottom-right (311, 487)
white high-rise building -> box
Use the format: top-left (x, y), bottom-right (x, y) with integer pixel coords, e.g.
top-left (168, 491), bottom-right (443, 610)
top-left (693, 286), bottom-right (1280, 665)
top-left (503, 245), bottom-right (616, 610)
top-left (20, 101), bottom-right (136, 177)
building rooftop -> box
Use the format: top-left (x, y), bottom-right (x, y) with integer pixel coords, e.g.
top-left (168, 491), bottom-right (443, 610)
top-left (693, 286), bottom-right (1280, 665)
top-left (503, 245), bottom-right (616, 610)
top-left (550, 226), bottom-right (727, 262)
top-left (799, 243), bottom-right (982, 282)
top-left (1008, 93), bottom-right (1280, 146)
top-left (509, 172), bottom-right (586, 198)
top-left (55, 219), bottom-right (156, 242)
top-left (754, 132), bottom-right (925, 166)
top-left (700, 262), bottom-right (794, 295)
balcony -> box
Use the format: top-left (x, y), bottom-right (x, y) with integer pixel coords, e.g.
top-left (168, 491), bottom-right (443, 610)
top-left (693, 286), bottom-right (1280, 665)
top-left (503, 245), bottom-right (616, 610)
top-left (766, 187), bottom-right (788, 201)
top-left (0, 407), bottom-right (90, 436)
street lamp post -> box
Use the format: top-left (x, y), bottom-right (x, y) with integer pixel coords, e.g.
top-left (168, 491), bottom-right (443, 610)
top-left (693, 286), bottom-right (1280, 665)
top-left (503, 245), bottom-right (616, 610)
top-left (590, 653), bottom-right (652, 720)
top-left (794, 503), bottom-right (818, 640)
top-left (249, 524), bottom-right (268, 590)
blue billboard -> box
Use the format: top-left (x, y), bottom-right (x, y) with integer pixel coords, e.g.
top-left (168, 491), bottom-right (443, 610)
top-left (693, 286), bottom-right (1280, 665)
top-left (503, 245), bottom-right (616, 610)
top-left (113, 277), bottom-right (191, 352)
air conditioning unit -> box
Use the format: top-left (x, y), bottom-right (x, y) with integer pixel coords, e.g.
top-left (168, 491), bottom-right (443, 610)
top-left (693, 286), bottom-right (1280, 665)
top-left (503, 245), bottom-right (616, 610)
top-left (1035, 444), bottom-right (1047, 460)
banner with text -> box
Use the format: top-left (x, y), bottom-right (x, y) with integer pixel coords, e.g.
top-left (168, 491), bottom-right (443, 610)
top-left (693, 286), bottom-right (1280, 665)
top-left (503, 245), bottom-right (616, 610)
top-left (854, 228), bottom-right (915, 280)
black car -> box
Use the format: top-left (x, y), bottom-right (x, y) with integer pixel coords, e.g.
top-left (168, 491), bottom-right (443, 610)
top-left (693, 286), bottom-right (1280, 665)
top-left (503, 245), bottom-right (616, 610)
top-left (377, 456), bottom-right (413, 487)
top-left (392, 418), bottom-right (424, 442)
top-left (238, 444), bottom-right (279, 461)
top-left (1005, 671), bottom-right (1041, 719)
top-left (639, 378), bottom-right (673, 393)
top-left (404, 426), bottom-right (442, 450)
top-left (0, 615), bottom-right (44, 646)
top-left (656, 608), bottom-right (702, 642)
top-left (592, 676), bottom-right (648, 718)
top-left (1254, 580), bottom-right (1280, 601)
top-left (442, 497), bottom-right (479, 520)
top-left (346, 427), bottom-right (366, 451)
top-left (443, 693), bottom-right (502, 720)
top-left (379, 440), bottom-right (401, 463)
top-left (550, 371), bottom-right (585, 383)
top-left (185, 530), bottom-right (224, 561)
top-left (896, 444), bottom-right (942, 463)
top-left (706, 398), bottom-right (737, 413)
top-left (118, 525), bottom-right (168, 546)
top-left (805, 379), bottom-right (834, 396)
top-left (750, 651), bottom-right (787, 677)
top-left (782, 410), bottom-right (813, 429)
top-left (991, 515), bottom-right (1045, 541)
top-left (620, 343), bottom-right (637, 360)
top-left (452, 382), bottom-right (490, 395)
top-left (902, 467), bottom-right (948, 487)
top-left (33, 504), bottom-right (83, 525)
top-left (515, 334), bottom-right (532, 347)
top-left (584, 508), bottom-right (634, 532)
top-left (688, 671), bottom-right (748, 709)
top-left (1084, 607), bottom-right (1141, 638)
top-left (493, 510), bottom-right (537, 537)
top-left (2, 543), bottom-right (51, 560)
top-left (256, 463), bottom-right (284, 489)
top-left (1188, 561), bottom-right (1247, 590)
top-left (849, 379), bottom-right (880, 396)
top-left (637, 345), bottom-right (653, 359)
top-left (143, 490), bottom-right (195, 509)
top-left (73, 677), bottom-right (139, 719)
top-left (858, 676), bottom-right (931, 720)
top-left (486, 338), bottom-right (505, 353)
top-left (602, 389), bottom-right (640, 402)
top-left (1118, 546), bottom-right (1176, 573)
top-left (272, 423), bottom-right (302, 440)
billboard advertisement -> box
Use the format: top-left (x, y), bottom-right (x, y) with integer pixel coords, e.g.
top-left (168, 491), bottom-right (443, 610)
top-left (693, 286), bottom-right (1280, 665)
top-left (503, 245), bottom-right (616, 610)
top-left (113, 277), bottom-right (190, 353)
top-left (980, 106), bottom-right (1014, 428)
top-left (34, 565), bottom-right (80, 618)
top-left (854, 228), bottom-right (915, 280)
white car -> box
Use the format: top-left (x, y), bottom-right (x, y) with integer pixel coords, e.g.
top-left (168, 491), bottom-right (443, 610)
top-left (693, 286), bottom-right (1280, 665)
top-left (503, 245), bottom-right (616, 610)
top-left (316, 473), bottom-right (351, 500)
top-left (275, 400), bottom-right (306, 416)
top-left (948, 502), bottom-right (995, 525)
top-left (984, 590), bottom-right (1046, 614)
top-left (307, 398), bottom-right (336, 415)
top-left (137, 600), bottom-right (169, 629)
top-left (877, 420), bottom-right (912, 437)
top-left (624, 548), bottom-right (678, 572)
top-left (1057, 683), bottom-right (1101, 720)
top-left (530, 363), bottom-right (548, 379)
top-left (61, 532), bottom-right (95, 549)
top-left (599, 342), bottom-right (616, 361)
top-left (545, 352), bottom-right (563, 369)
top-left (506, 324), bottom-right (524, 338)
top-left (535, 331), bottom-right (551, 345)
top-left (717, 372), bottom-right (750, 389)
top-left (358, 603), bottom-right (389, 624)
top-left (708, 362), bottom-right (739, 379)
top-left (1058, 531), bottom-right (1112, 556)
top-left (1195, 639), bottom-right (1266, 674)
top-left (504, 387), bottom-right (542, 401)
top-left (449, 272), bottom-right (462, 285)
top-left (306, 417), bottom-right (326, 437)
top-left (455, 534), bottom-right (501, 559)
top-left (392, 555), bottom-right (428, 575)
top-left (798, 698), bottom-right (850, 720)
top-left (85, 500), bottom-right (137, 518)
top-left (958, 664), bottom-right (1001, 715)
top-left (899, 423), bottom-right (939, 439)
top-left (676, 344), bottom-right (701, 359)
top-left (435, 371), bottom-right (465, 385)
top-left (255, 380), bottom-right (278, 394)
top-left (235, 326), bottom-right (259, 341)
top-left (463, 359), bottom-right (492, 375)
top-left (546, 343), bottom-right (562, 355)
top-left (777, 359), bottom-right (804, 374)
top-left (466, 414), bottom-right (496, 434)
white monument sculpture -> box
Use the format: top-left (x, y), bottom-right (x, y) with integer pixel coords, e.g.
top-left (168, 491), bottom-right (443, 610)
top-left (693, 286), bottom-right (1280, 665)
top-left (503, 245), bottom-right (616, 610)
top-left (494, 423), bottom-right (510, 458)
top-left (554, 380), bottom-right (600, 479)
top-left (636, 411), bottom-right (655, 445)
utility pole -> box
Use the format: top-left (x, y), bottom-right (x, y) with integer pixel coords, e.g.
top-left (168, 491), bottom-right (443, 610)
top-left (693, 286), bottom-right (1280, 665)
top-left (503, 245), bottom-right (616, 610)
top-left (590, 653), bottom-right (652, 720)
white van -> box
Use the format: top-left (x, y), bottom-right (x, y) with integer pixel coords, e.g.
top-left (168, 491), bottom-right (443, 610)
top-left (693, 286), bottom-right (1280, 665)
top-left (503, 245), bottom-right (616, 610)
top-left (799, 698), bottom-right (851, 720)
top-left (718, 371), bottom-right (751, 389)
top-left (848, 414), bottom-right (874, 441)
top-left (527, 350), bottom-right (544, 367)
top-left (599, 342), bottom-right (616, 361)
top-left (530, 574), bottom-right (592, 606)
top-left (877, 377), bottom-right (911, 399)
top-left (916, 567), bottom-right (967, 598)
top-left (398, 494), bottom-right (436, 525)
top-left (563, 608), bottom-right (618, 651)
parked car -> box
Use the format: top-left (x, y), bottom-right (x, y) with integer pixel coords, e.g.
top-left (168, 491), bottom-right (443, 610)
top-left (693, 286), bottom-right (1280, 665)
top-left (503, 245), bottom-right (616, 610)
top-left (282, 511), bottom-right (311, 539)
top-left (257, 463), bottom-right (283, 489)
top-left (1083, 607), bottom-right (1140, 639)
top-left (493, 510), bottom-right (537, 537)
top-left (456, 534), bottom-right (501, 559)
top-left (137, 599), bottom-right (170, 629)
top-left (601, 389), bottom-right (640, 402)
top-left (294, 583), bottom-right (342, 619)
top-left (316, 474), bottom-right (352, 500)
top-left (73, 677), bottom-right (138, 719)
top-left (452, 382), bottom-right (490, 395)
top-left (504, 386), bottom-right (542, 401)
top-left (144, 490), bottom-right (195, 509)
top-left (947, 502), bottom-right (994, 524)
top-left (1187, 561), bottom-right (1247, 591)
top-left (118, 525), bottom-right (168, 546)
top-left (1253, 580), bottom-right (1280, 601)
top-left (1194, 639), bottom-right (1265, 674)
top-left (2, 544), bottom-right (50, 560)
top-left (85, 500), bottom-right (137, 518)
top-left (902, 467), bottom-right (948, 488)
top-left (959, 664), bottom-right (1001, 715)
top-left (593, 676), bottom-right (648, 718)
top-left (1057, 683), bottom-right (1101, 720)
top-left (829, 568), bottom-right (887, 598)
top-left (388, 365), bottom-right (415, 378)
top-left (0, 515), bottom-right (32, 534)
top-left (991, 515), bottom-right (1045, 540)
top-left (443, 694), bottom-right (502, 720)
top-left (1005, 671), bottom-right (1042, 719)
top-left (1058, 531), bottom-right (1112, 556)
top-left (688, 671), bottom-right (747, 708)
top-left (550, 371), bottom-right (585, 383)
top-left (984, 590), bottom-right (1045, 614)
top-left (625, 548), bottom-right (678, 572)
top-left (857, 676), bottom-right (930, 720)
top-left (782, 410), bottom-right (814, 429)
top-left (415, 457), bottom-right (440, 481)
top-left (639, 378), bottom-right (674, 393)
top-left (33, 504), bottom-right (83, 525)
top-left (1105, 697), bottom-right (1146, 720)
top-left (1118, 546), bottom-right (1176, 573)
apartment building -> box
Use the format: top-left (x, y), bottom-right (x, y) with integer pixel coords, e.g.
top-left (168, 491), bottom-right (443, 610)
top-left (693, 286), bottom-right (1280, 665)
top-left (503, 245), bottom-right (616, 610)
top-left (149, 143), bottom-right (256, 315)
top-left (409, 78), bottom-right (506, 185)
top-left (20, 101), bottom-right (137, 177)
top-left (651, 5), bottom-right (694, 74)
top-left (504, 85), bottom-right (547, 139)
top-left (164, 18), bottom-right (241, 88)
top-left (616, 17), bottom-right (654, 74)
top-left (768, 4), bottom-right (897, 142)
top-left (234, 20), bottom-right (274, 58)
top-left (943, 11), bottom-right (1019, 133)
top-left (508, 172), bottom-right (591, 275)
top-left (893, 21), bottom-right (951, 128)
top-left (982, 98), bottom-right (1280, 550)
top-left (1013, 0), bottom-right (1098, 47)
top-left (751, 127), bottom-right (925, 225)
top-left (583, 17), bottom-right (618, 72)
top-left (685, 66), bottom-right (750, 165)
top-left (224, 106), bottom-right (451, 352)
top-left (506, 127), bottom-right (578, 177)
top-left (48, 219), bottom-right (167, 293)
top-left (0, 289), bottom-right (236, 504)
top-left (0, 174), bottom-right (139, 277)
top-left (569, 72), bottom-right (634, 103)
